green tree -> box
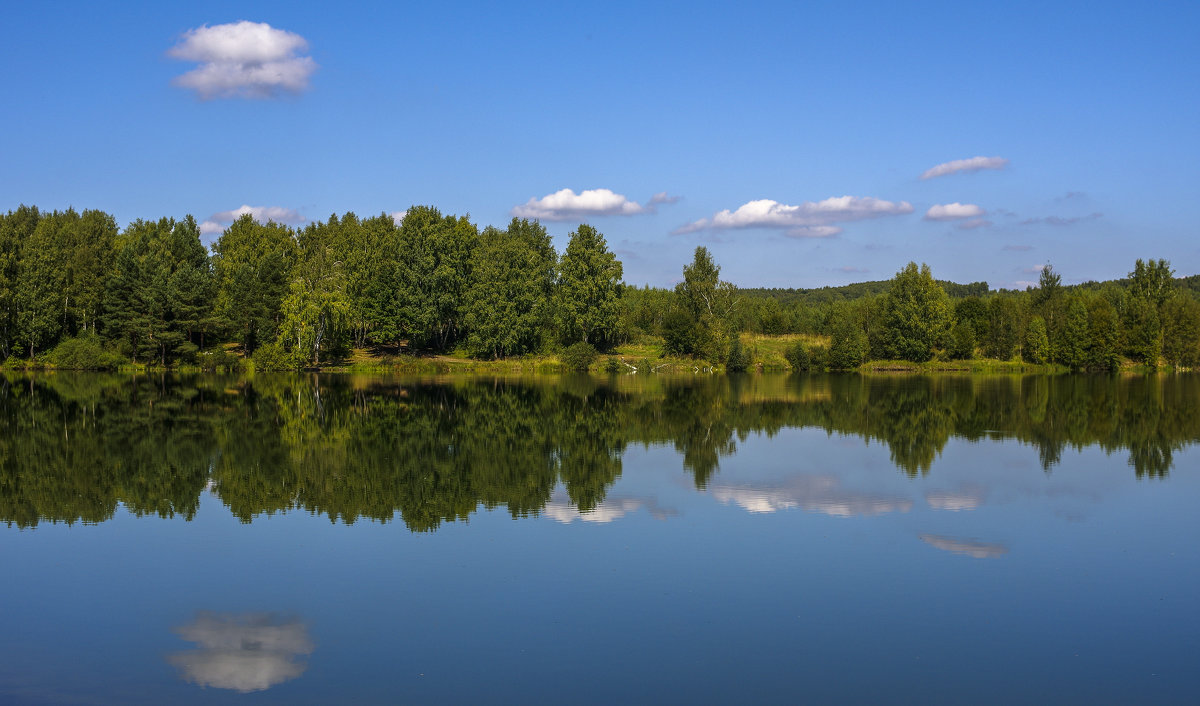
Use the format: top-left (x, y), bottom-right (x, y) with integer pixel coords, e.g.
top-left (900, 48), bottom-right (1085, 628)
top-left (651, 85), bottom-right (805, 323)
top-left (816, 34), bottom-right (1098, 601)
top-left (557, 224), bottom-right (624, 347)
top-left (212, 214), bottom-right (297, 354)
top-left (946, 320), bottom-right (976, 360)
top-left (280, 218), bottom-right (351, 365)
top-left (828, 314), bottom-right (868, 369)
top-left (1085, 295), bottom-right (1121, 371)
top-left (982, 296), bottom-right (1021, 360)
top-left (465, 219), bottom-right (557, 358)
top-left (395, 206), bottom-right (478, 350)
top-left (1023, 315), bottom-right (1050, 364)
top-left (1161, 296), bottom-right (1200, 369)
top-left (1060, 299), bottom-right (1089, 370)
top-left (1128, 258), bottom-right (1174, 310)
top-left (0, 206), bottom-right (40, 359)
top-left (879, 262), bottom-right (953, 362)
top-left (675, 247), bottom-right (737, 360)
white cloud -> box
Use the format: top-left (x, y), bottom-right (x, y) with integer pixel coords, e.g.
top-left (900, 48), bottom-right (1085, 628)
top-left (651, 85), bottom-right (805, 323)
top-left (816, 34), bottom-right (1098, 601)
top-left (511, 188), bottom-right (678, 221)
top-left (924, 202), bottom-right (985, 221)
top-left (920, 156), bottom-right (1009, 180)
top-left (919, 534), bottom-right (1008, 558)
top-left (199, 220), bottom-right (224, 235)
top-left (167, 613), bottom-right (314, 693)
top-left (168, 21), bottom-right (317, 99)
top-left (675, 196), bottom-right (913, 237)
top-left (390, 210), bottom-right (407, 225)
top-left (209, 204), bottom-right (306, 226)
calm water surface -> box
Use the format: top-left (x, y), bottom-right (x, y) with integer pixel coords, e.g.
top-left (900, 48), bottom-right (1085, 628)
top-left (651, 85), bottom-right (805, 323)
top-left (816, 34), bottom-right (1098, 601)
top-left (1, 373), bottom-right (1198, 704)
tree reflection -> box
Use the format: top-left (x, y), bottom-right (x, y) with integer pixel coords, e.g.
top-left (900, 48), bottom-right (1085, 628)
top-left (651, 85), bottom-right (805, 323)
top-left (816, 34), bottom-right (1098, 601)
top-left (2, 372), bottom-right (1197, 529)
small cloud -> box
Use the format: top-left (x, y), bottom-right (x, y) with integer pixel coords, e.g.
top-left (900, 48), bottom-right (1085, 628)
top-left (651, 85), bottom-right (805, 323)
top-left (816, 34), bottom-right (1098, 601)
top-left (925, 489), bottom-right (984, 511)
top-left (1002, 244), bottom-right (1033, 251)
top-left (390, 210), bottom-right (407, 225)
top-left (956, 218), bottom-right (992, 230)
top-left (511, 188), bottom-right (676, 221)
top-left (1013, 280), bottom-right (1038, 288)
top-left (919, 534), bottom-right (1008, 558)
top-left (1056, 191), bottom-right (1088, 202)
top-left (1021, 212), bottom-right (1103, 226)
top-left (167, 612), bottom-right (314, 693)
top-left (710, 475), bottom-right (913, 518)
top-left (1021, 264), bottom-right (1048, 274)
top-left (198, 220), bottom-right (224, 235)
top-left (920, 156), bottom-right (1009, 180)
top-left (788, 225), bottom-right (843, 238)
top-left (675, 196), bottom-right (913, 236)
top-left (168, 21), bottom-right (317, 99)
top-left (834, 266), bottom-right (870, 274)
top-left (924, 202), bottom-right (986, 221)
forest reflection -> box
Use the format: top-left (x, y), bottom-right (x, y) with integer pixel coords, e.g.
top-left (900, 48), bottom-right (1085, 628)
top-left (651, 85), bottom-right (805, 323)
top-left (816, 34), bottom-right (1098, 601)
top-left (2, 372), bottom-right (1197, 530)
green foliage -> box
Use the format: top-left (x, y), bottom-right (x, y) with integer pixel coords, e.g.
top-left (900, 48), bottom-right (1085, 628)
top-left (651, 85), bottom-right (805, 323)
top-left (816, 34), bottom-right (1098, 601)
top-left (1085, 296), bottom-right (1121, 371)
top-left (1161, 296), bottom-right (1200, 369)
top-left (603, 357), bottom-right (623, 374)
top-left (561, 342), bottom-right (599, 371)
top-left (983, 296), bottom-right (1021, 360)
top-left (661, 307), bottom-right (700, 356)
top-left (1060, 299), bottom-right (1089, 370)
top-left (1128, 258), bottom-right (1174, 310)
top-left (828, 316), bottom-right (868, 370)
top-left (465, 219), bottom-right (557, 359)
top-left (726, 337), bottom-right (750, 372)
top-left (47, 335), bottom-right (125, 370)
top-left (675, 247), bottom-right (737, 360)
top-left (879, 262), bottom-right (953, 362)
top-left (557, 224), bottom-right (623, 347)
top-left (945, 321), bottom-right (976, 360)
top-left (252, 341), bottom-right (307, 371)
top-left (784, 341), bottom-right (813, 371)
top-left (212, 215), bottom-right (297, 354)
top-left (1124, 295), bottom-right (1161, 368)
top-left (1023, 316), bottom-right (1050, 364)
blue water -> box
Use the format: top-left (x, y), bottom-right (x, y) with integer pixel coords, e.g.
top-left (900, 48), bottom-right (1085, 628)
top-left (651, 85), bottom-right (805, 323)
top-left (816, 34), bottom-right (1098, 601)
top-left (0, 374), bottom-right (1197, 704)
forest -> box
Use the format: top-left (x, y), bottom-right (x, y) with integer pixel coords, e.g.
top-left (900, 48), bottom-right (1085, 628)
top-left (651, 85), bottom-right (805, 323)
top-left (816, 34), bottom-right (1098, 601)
top-left (1, 203), bottom-right (1199, 371)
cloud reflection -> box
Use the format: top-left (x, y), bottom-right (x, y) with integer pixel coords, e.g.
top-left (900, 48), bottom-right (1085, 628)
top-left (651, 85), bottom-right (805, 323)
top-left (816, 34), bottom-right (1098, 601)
top-left (710, 476), bottom-right (913, 517)
top-left (919, 534), bottom-right (1008, 558)
top-left (925, 489), bottom-right (985, 511)
top-left (167, 612), bottom-right (314, 693)
top-left (543, 493), bottom-right (677, 524)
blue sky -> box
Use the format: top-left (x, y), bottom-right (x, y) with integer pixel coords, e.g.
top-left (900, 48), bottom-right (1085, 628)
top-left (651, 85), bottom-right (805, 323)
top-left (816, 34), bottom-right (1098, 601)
top-left (2, 1), bottom-right (1197, 288)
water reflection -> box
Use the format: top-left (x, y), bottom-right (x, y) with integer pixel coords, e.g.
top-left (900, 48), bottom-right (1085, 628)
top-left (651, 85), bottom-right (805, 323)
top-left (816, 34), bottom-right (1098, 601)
top-left (1, 372), bottom-right (1197, 530)
top-left (710, 476), bottom-right (913, 517)
top-left (919, 534), bottom-right (1009, 558)
top-left (166, 612), bottom-right (314, 693)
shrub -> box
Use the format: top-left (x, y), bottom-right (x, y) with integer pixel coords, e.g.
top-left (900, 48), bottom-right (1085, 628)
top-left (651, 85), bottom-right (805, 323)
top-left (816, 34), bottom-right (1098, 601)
top-left (785, 342), bottom-right (812, 371)
top-left (603, 357), bottom-right (623, 374)
top-left (726, 337), bottom-right (750, 372)
top-left (252, 342), bottom-right (306, 371)
top-left (198, 348), bottom-right (242, 372)
top-left (561, 342), bottom-right (598, 372)
top-left (48, 336), bottom-right (126, 370)
top-left (946, 321), bottom-right (976, 360)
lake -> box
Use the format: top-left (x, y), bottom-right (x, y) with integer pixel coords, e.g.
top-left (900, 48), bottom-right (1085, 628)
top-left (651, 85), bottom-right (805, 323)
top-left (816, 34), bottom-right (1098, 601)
top-left (1, 372), bottom-right (1198, 704)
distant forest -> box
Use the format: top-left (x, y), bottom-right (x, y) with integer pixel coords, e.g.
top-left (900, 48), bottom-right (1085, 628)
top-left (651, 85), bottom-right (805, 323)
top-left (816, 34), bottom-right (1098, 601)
top-left (1, 203), bottom-right (1198, 370)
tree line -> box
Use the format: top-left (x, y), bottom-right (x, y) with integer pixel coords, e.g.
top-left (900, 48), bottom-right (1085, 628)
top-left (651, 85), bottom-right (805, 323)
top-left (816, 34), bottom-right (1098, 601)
top-left (2, 203), bottom-right (1198, 370)
top-left (2, 373), bottom-right (1194, 530)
